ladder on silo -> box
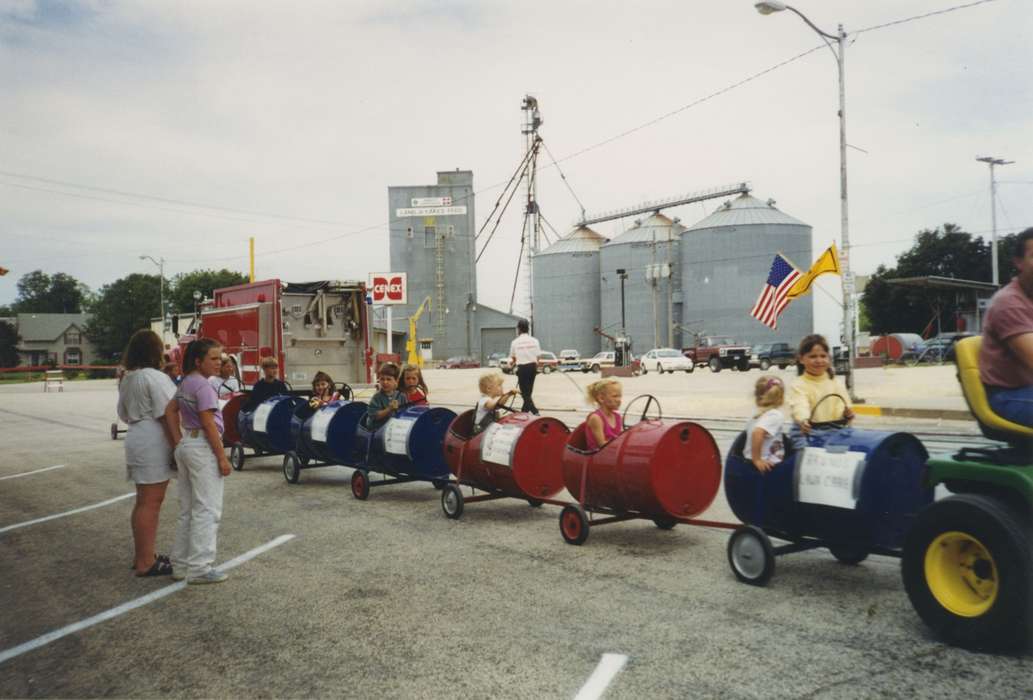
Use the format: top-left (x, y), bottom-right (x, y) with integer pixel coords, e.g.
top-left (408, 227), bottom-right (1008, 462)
top-left (434, 229), bottom-right (446, 345)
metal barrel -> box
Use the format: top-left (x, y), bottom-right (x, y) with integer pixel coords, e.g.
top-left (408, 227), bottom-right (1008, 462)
top-left (365, 405), bottom-right (456, 479)
top-left (444, 410), bottom-right (569, 500)
top-left (290, 400), bottom-right (367, 464)
top-left (562, 420), bottom-right (722, 519)
top-left (723, 427), bottom-right (933, 551)
top-left (237, 394), bottom-right (308, 454)
top-left (220, 393), bottom-right (247, 446)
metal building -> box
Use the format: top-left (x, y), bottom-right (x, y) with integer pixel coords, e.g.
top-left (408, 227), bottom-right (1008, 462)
top-left (532, 225), bottom-right (608, 356)
top-left (679, 193), bottom-right (813, 347)
top-left (389, 170), bottom-right (522, 363)
top-left (599, 213), bottom-right (686, 354)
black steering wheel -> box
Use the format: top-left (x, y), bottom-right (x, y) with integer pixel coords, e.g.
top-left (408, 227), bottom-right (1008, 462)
top-left (496, 390), bottom-right (519, 414)
top-left (335, 382), bottom-right (353, 401)
top-left (808, 393), bottom-right (851, 431)
top-left (622, 393), bottom-right (663, 427)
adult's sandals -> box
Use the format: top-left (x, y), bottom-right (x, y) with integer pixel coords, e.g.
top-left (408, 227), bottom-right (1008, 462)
top-left (135, 557), bottom-right (174, 577)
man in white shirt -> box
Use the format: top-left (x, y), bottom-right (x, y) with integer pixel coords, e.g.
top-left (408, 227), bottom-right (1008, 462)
top-left (509, 319), bottom-right (541, 415)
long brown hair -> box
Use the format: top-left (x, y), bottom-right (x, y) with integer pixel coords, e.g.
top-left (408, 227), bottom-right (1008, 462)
top-left (122, 329), bottom-right (164, 371)
top-left (796, 334), bottom-right (834, 378)
top-left (182, 338), bottom-right (221, 376)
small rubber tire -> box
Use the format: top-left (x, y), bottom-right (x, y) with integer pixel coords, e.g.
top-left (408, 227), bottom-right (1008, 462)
top-left (727, 525), bottom-right (775, 586)
top-left (902, 493), bottom-right (1032, 651)
top-left (441, 484), bottom-right (464, 519)
top-left (230, 444), bottom-right (245, 472)
top-left (760, 359), bottom-right (771, 371)
top-left (829, 544), bottom-right (869, 565)
top-left (708, 357), bottom-right (721, 373)
top-left (351, 470), bottom-right (370, 501)
top-left (110, 423), bottom-right (118, 440)
top-left (653, 516), bottom-right (678, 530)
top-left (527, 498), bottom-right (543, 508)
top-left (282, 452), bottom-right (301, 485)
top-left (560, 505), bottom-right (590, 545)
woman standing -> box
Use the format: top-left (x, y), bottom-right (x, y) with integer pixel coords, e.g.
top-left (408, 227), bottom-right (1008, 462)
top-left (166, 338), bottom-right (233, 585)
top-left (117, 329), bottom-right (177, 577)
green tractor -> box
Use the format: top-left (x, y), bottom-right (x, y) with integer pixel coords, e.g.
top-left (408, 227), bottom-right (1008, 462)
top-left (902, 336), bottom-right (1033, 651)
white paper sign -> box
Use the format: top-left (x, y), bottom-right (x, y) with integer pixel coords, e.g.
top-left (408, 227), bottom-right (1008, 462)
top-left (310, 408), bottom-right (335, 443)
top-left (480, 423), bottom-right (522, 467)
top-left (795, 447), bottom-right (866, 510)
top-left (252, 403), bottom-right (274, 433)
top-left (384, 417), bottom-right (415, 456)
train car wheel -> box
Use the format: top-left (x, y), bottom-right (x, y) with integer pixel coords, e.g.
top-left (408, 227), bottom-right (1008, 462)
top-left (902, 494), bottom-right (1032, 651)
top-left (230, 445), bottom-right (245, 472)
top-left (653, 516), bottom-right (677, 530)
top-left (441, 484), bottom-right (464, 519)
top-left (351, 470), bottom-right (370, 501)
top-left (110, 423), bottom-right (118, 440)
top-left (727, 526), bottom-right (775, 586)
top-left (282, 453), bottom-right (301, 485)
top-left (560, 505), bottom-right (590, 545)
top-left (527, 498), bottom-right (543, 508)
top-left (829, 545), bottom-right (868, 565)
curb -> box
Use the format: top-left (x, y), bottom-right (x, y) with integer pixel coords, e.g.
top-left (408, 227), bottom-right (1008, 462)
top-left (854, 405), bottom-right (973, 422)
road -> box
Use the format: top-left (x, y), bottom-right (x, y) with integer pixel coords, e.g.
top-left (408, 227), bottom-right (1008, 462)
top-left (0, 377), bottom-right (1029, 698)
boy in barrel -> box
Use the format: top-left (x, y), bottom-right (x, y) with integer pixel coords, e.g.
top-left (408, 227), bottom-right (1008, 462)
top-left (366, 362), bottom-right (405, 431)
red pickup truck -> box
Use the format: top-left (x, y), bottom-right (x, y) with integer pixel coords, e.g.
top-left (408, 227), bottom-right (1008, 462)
top-left (683, 336), bottom-right (752, 372)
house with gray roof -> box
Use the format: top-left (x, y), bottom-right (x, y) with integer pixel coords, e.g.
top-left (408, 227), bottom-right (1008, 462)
top-left (15, 313), bottom-right (97, 366)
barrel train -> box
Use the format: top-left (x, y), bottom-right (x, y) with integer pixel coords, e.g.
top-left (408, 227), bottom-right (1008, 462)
top-left (217, 336), bottom-right (1030, 653)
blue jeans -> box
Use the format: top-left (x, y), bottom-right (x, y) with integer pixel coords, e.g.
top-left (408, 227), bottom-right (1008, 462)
top-left (988, 386), bottom-right (1033, 428)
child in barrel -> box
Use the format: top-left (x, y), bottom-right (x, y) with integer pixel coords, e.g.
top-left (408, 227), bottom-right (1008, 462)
top-left (474, 372), bottom-right (518, 433)
top-left (401, 364), bottom-right (429, 406)
top-left (243, 356), bottom-right (289, 412)
top-left (584, 377), bottom-right (623, 450)
top-left (744, 376), bottom-right (786, 473)
top-left (366, 362), bottom-right (405, 431)
top-left (788, 334), bottom-right (854, 434)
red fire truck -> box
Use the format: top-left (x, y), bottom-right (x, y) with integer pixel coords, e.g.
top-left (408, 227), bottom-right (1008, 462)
top-left (173, 279), bottom-right (372, 387)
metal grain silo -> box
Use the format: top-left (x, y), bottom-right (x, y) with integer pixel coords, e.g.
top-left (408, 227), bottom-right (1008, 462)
top-left (532, 225), bottom-right (607, 356)
top-left (599, 213), bottom-right (686, 354)
top-left (680, 193), bottom-right (813, 347)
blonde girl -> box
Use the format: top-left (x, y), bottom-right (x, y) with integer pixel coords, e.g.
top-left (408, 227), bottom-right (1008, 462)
top-left (401, 364), bottom-right (429, 405)
top-left (475, 372), bottom-right (518, 430)
top-left (584, 378), bottom-right (623, 450)
top-left (745, 375), bottom-right (787, 473)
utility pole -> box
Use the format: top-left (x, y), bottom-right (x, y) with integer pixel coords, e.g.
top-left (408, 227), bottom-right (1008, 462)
top-left (976, 156), bottom-right (1014, 287)
top-left (650, 228), bottom-right (660, 348)
top-left (520, 95), bottom-right (543, 325)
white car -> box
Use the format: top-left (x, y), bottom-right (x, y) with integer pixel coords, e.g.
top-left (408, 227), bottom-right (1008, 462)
top-left (641, 348), bottom-right (694, 374)
top-left (581, 351), bottom-right (615, 373)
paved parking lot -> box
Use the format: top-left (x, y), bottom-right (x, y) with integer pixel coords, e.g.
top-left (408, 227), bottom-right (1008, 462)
top-left (0, 375), bottom-right (1028, 698)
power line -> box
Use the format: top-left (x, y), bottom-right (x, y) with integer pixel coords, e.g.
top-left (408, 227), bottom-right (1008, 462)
top-left (854, 0), bottom-right (1000, 35)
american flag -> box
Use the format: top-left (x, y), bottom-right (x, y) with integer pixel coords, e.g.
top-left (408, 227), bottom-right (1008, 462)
top-left (751, 254), bottom-right (802, 329)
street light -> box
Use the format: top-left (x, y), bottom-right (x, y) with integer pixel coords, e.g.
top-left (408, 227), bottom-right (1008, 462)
top-left (755, 1), bottom-right (856, 398)
top-left (976, 156), bottom-right (1014, 287)
top-left (139, 255), bottom-right (166, 333)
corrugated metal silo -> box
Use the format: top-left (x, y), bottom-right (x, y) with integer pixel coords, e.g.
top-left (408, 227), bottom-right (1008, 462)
top-left (680, 193), bottom-right (813, 347)
top-left (532, 225), bottom-right (607, 356)
top-left (599, 213), bottom-right (686, 354)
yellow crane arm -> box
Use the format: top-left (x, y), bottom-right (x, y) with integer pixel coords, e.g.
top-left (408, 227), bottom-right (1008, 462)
top-left (406, 296), bottom-right (432, 367)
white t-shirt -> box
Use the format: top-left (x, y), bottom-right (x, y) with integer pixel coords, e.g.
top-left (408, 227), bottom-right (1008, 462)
top-left (744, 408), bottom-right (786, 463)
top-left (509, 333), bottom-right (541, 366)
top-left (475, 396), bottom-right (493, 426)
top-left (209, 375), bottom-right (241, 398)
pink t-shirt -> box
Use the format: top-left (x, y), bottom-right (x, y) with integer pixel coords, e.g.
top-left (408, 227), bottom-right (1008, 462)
top-left (176, 373), bottom-right (224, 434)
top-left (980, 279), bottom-right (1033, 389)
top-left (585, 409), bottom-right (623, 451)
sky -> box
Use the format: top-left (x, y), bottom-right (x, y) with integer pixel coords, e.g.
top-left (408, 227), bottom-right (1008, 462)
top-left (2, 0), bottom-right (1031, 341)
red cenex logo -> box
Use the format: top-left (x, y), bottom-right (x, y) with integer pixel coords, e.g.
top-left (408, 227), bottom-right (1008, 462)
top-left (368, 272), bottom-right (407, 304)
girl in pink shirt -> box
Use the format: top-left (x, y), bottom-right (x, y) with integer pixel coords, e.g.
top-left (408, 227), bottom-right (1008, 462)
top-left (585, 378), bottom-right (624, 450)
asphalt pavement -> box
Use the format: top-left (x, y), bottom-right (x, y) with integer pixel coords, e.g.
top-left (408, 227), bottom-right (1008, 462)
top-left (0, 377), bottom-right (1029, 699)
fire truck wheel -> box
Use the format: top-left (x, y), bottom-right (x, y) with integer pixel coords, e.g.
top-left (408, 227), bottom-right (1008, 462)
top-left (230, 445), bottom-right (245, 471)
top-left (282, 453), bottom-right (301, 485)
top-left (351, 470), bottom-right (370, 501)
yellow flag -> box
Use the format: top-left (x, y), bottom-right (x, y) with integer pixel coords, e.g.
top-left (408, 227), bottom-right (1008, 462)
top-left (786, 245), bottom-right (840, 299)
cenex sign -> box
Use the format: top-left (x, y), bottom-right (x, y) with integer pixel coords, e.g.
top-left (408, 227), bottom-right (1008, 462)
top-left (367, 272), bottom-right (407, 305)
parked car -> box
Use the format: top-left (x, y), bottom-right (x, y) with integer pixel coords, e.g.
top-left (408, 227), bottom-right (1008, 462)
top-left (558, 349), bottom-right (582, 372)
top-left (537, 351), bottom-right (559, 374)
top-left (581, 351), bottom-right (615, 373)
top-left (749, 342), bottom-right (796, 371)
top-left (444, 355), bottom-right (480, 369)
top-left (640, 348), bottom-right (694, 374)
top-left (487, 352), bottom-right (505, 368)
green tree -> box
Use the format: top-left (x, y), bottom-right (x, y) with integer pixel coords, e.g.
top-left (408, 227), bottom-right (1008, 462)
top-left (11, 270), bottom-right (90, 313)
top-left (862, 224), bottom-right (1018, 335)
top-left (85, 274), bottom-right (162, 361)
top-left (168, 269), bottom-right (249, 313)
top-left (0, 320), bottom-right (19, 367)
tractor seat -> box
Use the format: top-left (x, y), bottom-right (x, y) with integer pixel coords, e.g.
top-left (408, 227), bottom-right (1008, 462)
top-left (954, 336), bottom-right (1033, 447)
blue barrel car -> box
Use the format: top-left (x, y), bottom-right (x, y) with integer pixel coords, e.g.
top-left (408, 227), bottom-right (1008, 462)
top-left (233, 394), bottom-right (309, 471)
top-left (281, 400), bottom-right (368, 484)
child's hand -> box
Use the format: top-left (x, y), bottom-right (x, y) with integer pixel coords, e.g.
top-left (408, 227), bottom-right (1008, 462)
top-left (800, 419), bottom-right (812, 435)
top-left (844, 408), bottom-right (855, 421)
top-left (752, 457), bottom-right (774, 473)
top-left (388, 399), bottom-right (399, 412)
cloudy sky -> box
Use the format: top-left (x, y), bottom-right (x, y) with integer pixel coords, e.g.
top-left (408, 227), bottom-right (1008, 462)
top-left (2, 0), bottom-right (1030, 339)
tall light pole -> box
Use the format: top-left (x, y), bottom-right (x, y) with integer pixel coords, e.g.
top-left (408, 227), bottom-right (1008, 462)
top-left (139, 255), bottom-right (166, 332)
top-left (976, 156), bottom-right (1014, 287)
top-left (755, 1), bottom-right (856, 397)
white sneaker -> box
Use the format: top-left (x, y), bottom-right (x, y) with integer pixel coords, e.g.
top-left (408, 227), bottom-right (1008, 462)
top-left (187, 570), bottom-right (228, 585)
top-left (172, 570), bottom-right (186, 582)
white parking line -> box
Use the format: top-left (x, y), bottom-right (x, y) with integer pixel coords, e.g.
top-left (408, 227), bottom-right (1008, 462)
top-left (0, 534), bottom-right (296, 665)
top-left (574, 653), bottom-right (628, 700)
top-left (0, 464), bottom-right (67, 481)
top-left (0, 493), bottom-right (135, 535)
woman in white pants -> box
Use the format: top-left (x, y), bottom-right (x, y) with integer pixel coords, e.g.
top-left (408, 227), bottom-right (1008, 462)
top-left (165, 338), bottom-right (232, 585)
top-left (117, 329), bottom-right (177, 577)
